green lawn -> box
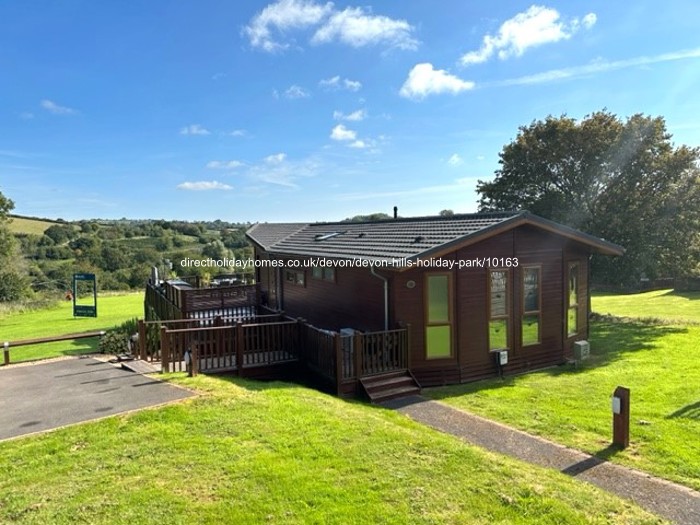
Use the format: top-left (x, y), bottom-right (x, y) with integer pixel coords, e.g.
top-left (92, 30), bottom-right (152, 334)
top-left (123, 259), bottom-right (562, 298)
top-left (427, 290), bottom-right (700, 491)
top-left (0, 293), bottom-right (143, 362)
top-left (0, 375), bottom-right (661, 525)
top-left (592, 288), bottom-right (700, 324)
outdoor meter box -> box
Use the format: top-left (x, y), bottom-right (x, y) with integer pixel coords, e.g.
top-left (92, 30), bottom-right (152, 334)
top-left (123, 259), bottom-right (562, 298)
top-left (573, 340), bottom-right (590, 361)
top-left (498, 350), bottom-right (508, 366)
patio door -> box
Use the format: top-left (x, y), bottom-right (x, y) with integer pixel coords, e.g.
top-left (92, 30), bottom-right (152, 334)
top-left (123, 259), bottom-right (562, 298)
top-left (425, 273), bottom-right (453, 359)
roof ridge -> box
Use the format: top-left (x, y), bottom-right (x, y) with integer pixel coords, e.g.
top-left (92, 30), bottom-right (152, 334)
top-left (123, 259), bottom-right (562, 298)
top-left (312, 210), bottom-right (524, 227)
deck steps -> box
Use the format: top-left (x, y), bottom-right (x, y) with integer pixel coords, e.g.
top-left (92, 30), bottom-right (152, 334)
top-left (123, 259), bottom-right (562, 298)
top-left (360, 371), bottom-right (420, 403)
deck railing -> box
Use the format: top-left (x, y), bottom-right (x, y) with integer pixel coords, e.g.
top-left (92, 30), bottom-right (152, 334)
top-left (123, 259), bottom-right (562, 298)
top-left (145, 281), bottom-right (260, 322)
top-left (159, 318), bottom-right (301, 374)
top-left (137, 312), bottom-right (286, 364)
top-left (142, 281), bottom-right (411, 394)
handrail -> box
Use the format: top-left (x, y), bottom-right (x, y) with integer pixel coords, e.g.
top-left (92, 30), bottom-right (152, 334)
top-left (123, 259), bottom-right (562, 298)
top-left (3, 330), bottom-right (106, 366)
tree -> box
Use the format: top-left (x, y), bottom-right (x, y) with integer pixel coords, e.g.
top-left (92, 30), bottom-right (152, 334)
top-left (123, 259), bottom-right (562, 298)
top-left (439, 209), bottom-right (455, 217)
top-left (477, 111), bottom-right (700, 285)
top-left (0, 190), bottom-right (29, 301)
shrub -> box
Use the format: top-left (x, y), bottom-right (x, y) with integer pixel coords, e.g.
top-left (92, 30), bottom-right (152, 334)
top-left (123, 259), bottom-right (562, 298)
top-left (99, 317), bottom-right (139, 355)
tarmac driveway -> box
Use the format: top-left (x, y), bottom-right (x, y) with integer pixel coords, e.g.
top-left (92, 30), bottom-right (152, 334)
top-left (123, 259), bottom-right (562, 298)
top-left (0, 357), bottom-right (193, 441)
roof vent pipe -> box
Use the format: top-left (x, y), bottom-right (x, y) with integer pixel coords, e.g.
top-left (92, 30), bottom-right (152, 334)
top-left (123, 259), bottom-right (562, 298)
top-left (393, 206), bottom-right (398, 219)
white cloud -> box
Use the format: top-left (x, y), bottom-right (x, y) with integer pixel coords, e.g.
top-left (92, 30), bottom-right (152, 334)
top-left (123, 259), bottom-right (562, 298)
top-left (330, 124), bottom-right (357, 141)
top-left (247, 153), bottom-right (320, 188)
top-left (19, 112), bottom-right (34, 120)
top-left (582, 13), bottom-right (597, 30)
top-left (264, 152), bottom-right (287, 164)
top-left (227, 129), bottom-right (247, 137)
top-left (447, 154), bottom-right (463, 166)
top-left (319, 75), bottom-right (362, 91)
top-left (177, 181), bottom-right (233, 191)
top-left (40, 99), bottom-right (76, 115)
top-left (206, 160), bottom-right (244, 169)
top-left (349, 140), bottom-right (367, 149)
top-left (496, 46), bottom-right (700, 86)
top-left (244, 0), bottom-right (417, 52)
top-left (333, 108), bottom-right (367, 121)
top-left (180, 124), bottom-right (211, 135)
top-left (243, 0), bottom-right (333, 52)
top-left (312, 6), bottom-right (418, 50)
top-left (400, 63), bottom-right (475, 100)
top-left (460, 6), bottom-right (596, 66)
top-left (283, 85), bottom-right (311, 99)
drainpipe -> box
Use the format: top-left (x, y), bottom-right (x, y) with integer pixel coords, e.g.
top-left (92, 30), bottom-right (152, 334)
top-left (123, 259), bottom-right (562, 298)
top-left (370, 266), bottom-right (389, 331)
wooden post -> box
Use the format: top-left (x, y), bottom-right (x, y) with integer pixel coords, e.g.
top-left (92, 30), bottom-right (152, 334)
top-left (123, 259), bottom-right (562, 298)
top-left (612, 386), bottom-right (630, 448)
top-left (3, 342), bottom-right (9, 366)
top-left (296, 318), bottom-right (306, 360)
top-left (405, 324), bottom-right (412, 371)
top-left (160, 326), bottom-right (170, 374)
top-left (138, 320), bottom-right (147, 360)
top-left (236, 322), bottom-right (244, 377)
top-left (215, 316), bottom-right (223, 367)
top-left (354, 332), bottom-right (363, 379)
top-left (334, 333), bottom-right (343, 396)
top-left (191, 343), bottom-right (199, 377)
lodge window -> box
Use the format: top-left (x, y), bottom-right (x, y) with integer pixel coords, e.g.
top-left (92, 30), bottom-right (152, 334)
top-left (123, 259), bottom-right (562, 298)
top-left (522, 266), bottom-right (541, 346)
top-left (425, 273), bottom-right (452, 359)
top-left (285, 270), bottom-right (305, 287)
top-left (311, 266), bottom-right (336, 282)
top-left (489, 269), bottom-right (510, 351)
top-left (567, 263), bottom-right (579, 336)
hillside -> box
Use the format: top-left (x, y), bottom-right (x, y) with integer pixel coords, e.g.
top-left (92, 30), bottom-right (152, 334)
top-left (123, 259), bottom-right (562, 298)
top-left (7, 215), bottom-right (58, 235)
top-left (9, 215), bottom-right (253, 293)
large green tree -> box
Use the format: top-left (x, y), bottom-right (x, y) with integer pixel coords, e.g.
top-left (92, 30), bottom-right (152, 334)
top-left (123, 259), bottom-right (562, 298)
top-left (477, 111), bottom-right (700, 285)
top-left (0, 190), bottom-right (29, 301)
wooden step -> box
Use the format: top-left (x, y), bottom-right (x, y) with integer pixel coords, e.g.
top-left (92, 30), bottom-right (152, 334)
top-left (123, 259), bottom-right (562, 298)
top-left (360, 371), bottom-right (420, 403)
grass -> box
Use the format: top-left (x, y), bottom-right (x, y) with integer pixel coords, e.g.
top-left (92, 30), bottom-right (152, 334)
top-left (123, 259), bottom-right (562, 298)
top-left (7, 216), bottom-right (56, 235)
top-left (592, 288), bottom-right (700, 324)
top-left (0, 374), bottom-right (662, 525)
top-left (427, 290), bottom-right (700, 491)
top-left (0, 293), bottom-right (143, 362)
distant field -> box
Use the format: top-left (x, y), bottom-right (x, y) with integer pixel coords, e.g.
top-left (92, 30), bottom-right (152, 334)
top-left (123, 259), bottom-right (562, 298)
top-left (592, 288), bottom-right (700, 324)
top-left (7, 215), bottom-right (56, 235)
top-left (0, 293), bottom-right (143, 362)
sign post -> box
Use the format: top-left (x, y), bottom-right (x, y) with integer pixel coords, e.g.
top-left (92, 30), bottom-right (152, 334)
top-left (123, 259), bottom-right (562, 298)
top-left (73, 273), bottom-right (97, 318)
top-left (612, 386), bottom-right (630, 448)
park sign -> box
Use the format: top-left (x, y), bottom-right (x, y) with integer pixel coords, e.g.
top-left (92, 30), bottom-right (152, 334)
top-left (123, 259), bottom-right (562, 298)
top-left (73, 272), bottom-right (97, 318)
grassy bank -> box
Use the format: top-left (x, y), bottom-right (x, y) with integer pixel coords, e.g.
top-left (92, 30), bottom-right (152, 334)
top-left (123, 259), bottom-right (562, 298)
top-left (0, 375), bottom-right (661, 524)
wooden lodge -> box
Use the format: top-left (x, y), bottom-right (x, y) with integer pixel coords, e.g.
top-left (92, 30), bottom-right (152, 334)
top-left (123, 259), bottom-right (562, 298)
top-left (247, 211), bottom-right (623, 388)
top-left (142, 211), bottom-right (623, 402)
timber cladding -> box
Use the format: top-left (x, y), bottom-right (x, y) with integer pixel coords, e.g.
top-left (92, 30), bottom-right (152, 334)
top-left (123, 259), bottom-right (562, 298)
top-left (248, 213), bottom-right (622, 388)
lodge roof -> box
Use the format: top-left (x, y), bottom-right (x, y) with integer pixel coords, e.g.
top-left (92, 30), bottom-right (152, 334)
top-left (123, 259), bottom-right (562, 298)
top-left (246, 211), bottom-right (624, 266)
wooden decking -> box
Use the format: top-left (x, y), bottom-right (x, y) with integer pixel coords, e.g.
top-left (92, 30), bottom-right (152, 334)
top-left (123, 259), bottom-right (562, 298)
top-left (141, 280), bottom-right (413, 397)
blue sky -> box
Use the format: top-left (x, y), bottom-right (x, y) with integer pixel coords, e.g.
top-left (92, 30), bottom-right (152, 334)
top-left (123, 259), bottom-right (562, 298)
top-left (2, 1), bottom-right (699, 223)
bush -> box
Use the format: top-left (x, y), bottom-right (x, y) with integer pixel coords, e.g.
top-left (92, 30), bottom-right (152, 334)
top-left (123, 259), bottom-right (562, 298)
top-left (99, 317), bottom-right (139, 355)
top-left (0, 270), bottom-right (29, 302)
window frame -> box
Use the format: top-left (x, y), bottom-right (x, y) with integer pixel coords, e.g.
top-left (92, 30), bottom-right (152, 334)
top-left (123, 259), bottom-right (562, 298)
top-left (567, 262), bottom-right (579, 337)
top-left (488, 268), bottom-right (511, 351)
top-left (311, 266), bottom-right (336, 282)
top-left (521, 265), bottom-right (542, 347)
top-left (285, 269), bottom-right (306, 287)
top-left (424, 272), bottom-right (453, 360)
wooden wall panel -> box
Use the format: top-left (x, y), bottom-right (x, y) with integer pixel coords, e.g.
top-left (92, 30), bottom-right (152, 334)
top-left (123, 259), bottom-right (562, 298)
top-left (281, 264), bottom-right (385, 332)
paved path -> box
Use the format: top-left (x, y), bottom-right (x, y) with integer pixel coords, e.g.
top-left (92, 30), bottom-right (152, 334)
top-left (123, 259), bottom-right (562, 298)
top-left (0, 357), bottom-right (193, 441)
top-left (384, 396), bottom-right (700, 525)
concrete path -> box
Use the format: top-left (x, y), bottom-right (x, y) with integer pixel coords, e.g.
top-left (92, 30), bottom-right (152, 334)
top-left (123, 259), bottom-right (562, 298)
top-left (384, 396), bottom-right (700, 525)
top-left (0, 357), bottom-right (193, 441)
